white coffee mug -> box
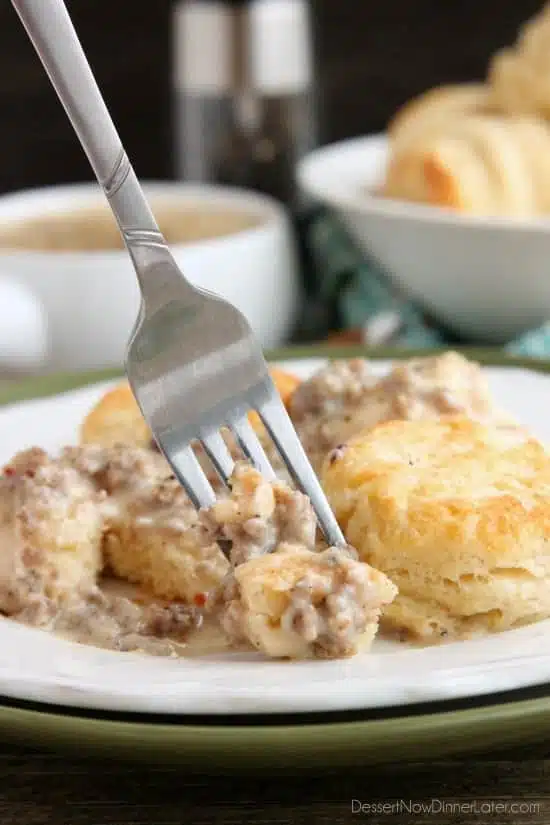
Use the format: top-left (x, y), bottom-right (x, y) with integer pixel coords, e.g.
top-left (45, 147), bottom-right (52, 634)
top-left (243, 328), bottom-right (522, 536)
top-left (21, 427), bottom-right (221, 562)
top-left (0, 182), bottom-right (300, 374)
top-left (0, 278), bottom-right (48, 372)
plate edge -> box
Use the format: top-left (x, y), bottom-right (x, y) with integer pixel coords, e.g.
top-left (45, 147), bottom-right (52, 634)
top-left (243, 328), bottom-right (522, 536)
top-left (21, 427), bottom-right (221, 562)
top-left (1, 347), bottom-right (548, 407)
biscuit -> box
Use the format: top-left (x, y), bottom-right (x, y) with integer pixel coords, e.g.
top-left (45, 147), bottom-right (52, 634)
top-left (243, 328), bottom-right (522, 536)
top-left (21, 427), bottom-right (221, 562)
top-left (81, 383), bottom-right (151, 449)
top-left (103, 522), bottom-right (230, 606)
top-left (213, 464), bottom-right (396, 659)
top-left (81, 367), bottom-right (301, 448)
top-left (61, 444), bottom-right (230, 605)
top-left (220, 544), bottom-right (397, 659)
top-left (98, 459), bottom-right (398, 659)
top-left (0, 448), bottom-right (104, 617)
top-left (321, 416), bottom-right (550, 642)
top-left (289, 352), bottom-right (510, 471)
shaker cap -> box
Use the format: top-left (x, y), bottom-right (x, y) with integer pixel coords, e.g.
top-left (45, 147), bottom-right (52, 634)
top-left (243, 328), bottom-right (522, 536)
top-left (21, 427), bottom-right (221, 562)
top-left (173, 2), bottom-right (233, 94)
top-left (248, 0), bottom-right (313, 94)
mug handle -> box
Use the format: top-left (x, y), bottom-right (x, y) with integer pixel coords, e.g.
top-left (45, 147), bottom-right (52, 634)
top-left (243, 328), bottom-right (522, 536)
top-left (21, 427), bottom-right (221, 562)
top-left (0, 276), bottom-right (49, 373)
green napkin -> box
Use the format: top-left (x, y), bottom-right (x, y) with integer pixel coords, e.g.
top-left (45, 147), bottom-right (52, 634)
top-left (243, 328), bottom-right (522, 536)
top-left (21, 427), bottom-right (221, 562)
top-left (296, 207), bottom-right (550, 356)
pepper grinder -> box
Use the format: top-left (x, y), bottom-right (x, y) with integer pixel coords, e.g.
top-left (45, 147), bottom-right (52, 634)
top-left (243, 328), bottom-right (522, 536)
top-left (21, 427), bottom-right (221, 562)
top-left (247, 0), bottom-right (317, 205)
top-left (172, 0), bottom-right (254, 184)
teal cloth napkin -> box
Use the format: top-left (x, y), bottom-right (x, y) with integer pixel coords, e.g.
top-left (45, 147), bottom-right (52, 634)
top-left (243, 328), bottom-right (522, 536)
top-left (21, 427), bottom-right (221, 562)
top-left (296, 207), bottom-right (550, 357)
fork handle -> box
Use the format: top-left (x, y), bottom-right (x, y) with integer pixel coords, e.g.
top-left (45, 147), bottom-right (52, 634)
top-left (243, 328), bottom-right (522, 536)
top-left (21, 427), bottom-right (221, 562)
top-left (11, 0), bottom-right (164, 249)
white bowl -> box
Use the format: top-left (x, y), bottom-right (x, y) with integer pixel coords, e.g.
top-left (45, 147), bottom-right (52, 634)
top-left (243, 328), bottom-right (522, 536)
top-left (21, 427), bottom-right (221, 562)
top-left (297, 134), bottom-right (550, 343)
top-left (0, 182), bottom-right (299, 374)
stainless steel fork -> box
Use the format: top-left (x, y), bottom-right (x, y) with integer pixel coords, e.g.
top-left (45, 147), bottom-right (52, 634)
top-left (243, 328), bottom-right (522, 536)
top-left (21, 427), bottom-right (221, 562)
top-left (12, 0), bottom-right (345, 546)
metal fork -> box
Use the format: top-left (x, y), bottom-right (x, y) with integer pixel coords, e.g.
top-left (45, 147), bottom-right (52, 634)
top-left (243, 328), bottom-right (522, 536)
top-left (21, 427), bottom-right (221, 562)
top-left (12, 0), bottom-right (345, 546)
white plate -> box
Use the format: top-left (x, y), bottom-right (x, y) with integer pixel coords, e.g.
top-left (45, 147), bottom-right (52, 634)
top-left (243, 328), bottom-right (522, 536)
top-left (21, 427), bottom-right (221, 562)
top-left (1, 358), bottom-right (550, 716)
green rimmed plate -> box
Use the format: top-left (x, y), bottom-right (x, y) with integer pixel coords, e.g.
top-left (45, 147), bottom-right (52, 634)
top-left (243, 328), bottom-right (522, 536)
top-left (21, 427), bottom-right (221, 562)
top-left (1, 684), bottom-right (550, 772)
top-left (0, 346), bottom-right (550, 771)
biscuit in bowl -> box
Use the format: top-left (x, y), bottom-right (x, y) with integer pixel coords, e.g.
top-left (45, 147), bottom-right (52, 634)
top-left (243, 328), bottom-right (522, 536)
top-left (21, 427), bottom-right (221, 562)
top-left (488, 3), bottom-right (550, 119)
top-left (321, 416), bottom-right (550, 642)
top-left (388, 83), bottom-right (493, 140)
top-left (383, 83), bottom-right (499, 207)
top-left (388, 83), bottom-right (495, 147)
top-left (384, 113), bottom-right (550, 216)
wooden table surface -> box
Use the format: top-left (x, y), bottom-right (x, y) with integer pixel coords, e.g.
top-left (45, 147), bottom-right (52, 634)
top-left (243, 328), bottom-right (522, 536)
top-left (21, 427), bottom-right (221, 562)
top-left (1, 741), bottom-right (550, 824)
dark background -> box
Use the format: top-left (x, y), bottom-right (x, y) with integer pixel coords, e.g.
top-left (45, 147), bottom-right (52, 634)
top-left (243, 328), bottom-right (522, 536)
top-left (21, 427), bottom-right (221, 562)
top-left (0, 0), bottom-right (543, 193)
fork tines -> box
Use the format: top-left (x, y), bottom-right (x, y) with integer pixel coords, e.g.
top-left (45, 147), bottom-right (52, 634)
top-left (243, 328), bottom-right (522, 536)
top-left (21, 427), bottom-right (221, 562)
top-left (169, 388), bottom-right (345, 548)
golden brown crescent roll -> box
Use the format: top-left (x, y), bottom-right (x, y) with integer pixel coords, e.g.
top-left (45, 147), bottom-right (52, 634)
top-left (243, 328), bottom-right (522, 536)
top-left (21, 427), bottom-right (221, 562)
top-left (81, 366), bottom-right (301, 448)
top-left (489, 4), bottom-right (550, 119)
top-left (388, 83), bottom-right (495, 150)
top-left (383, 113), bottom-right (550, 215)
top-left (321, 416), bottom-right (550, 643)
top-left (385, 91), bottom-right (496, 209)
